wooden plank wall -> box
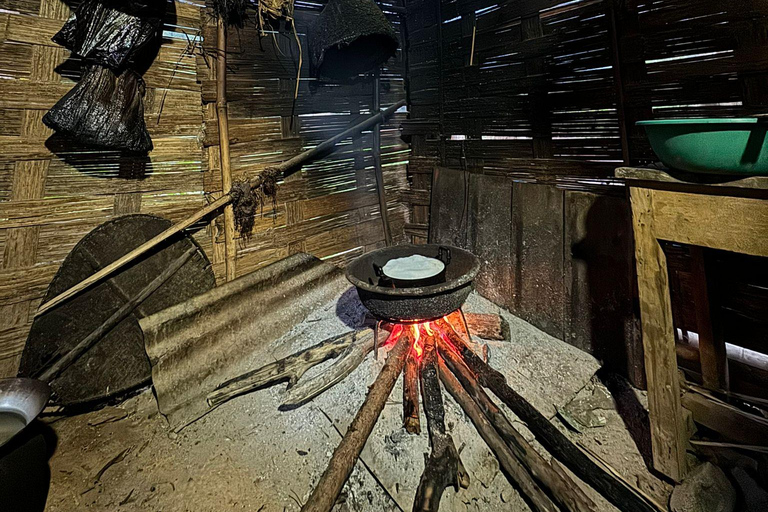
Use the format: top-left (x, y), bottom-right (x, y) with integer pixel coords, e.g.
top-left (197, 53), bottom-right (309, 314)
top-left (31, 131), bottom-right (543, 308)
top-left (0, 0), bottom-right (410, 377)
top-left (403, 0), bottom-right (768, 385)
top-left (403, 0), bottom-right (643, 383)
top-left (198, 2), bottom-right (410, 280)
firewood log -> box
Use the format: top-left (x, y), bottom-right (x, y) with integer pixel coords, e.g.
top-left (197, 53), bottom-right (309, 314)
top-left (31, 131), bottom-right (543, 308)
top-left (413, 334), bottom-right (469, 511)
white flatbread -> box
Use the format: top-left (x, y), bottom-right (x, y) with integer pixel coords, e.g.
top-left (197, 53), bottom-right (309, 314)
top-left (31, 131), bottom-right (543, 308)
top-left (382, 254), bottom-right (445, 280)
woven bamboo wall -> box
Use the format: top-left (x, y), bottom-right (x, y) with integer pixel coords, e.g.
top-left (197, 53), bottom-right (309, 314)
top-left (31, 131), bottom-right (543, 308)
top-left (0, 0), bottom-right (212, 377)
top-left (0, 0), bottom-right (409, 377)
top-left (198, 1), bottom-right (409, 280)
top-left (401, 0), bottom-right (768, 386)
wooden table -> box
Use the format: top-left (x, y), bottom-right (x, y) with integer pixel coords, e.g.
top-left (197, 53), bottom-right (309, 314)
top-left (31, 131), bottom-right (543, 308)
top-left (619, 167), bottom-right (768, 482)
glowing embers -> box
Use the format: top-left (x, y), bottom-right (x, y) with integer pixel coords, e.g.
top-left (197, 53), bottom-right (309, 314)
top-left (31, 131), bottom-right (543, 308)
top-left (380, 317), bottom-right (457, 364)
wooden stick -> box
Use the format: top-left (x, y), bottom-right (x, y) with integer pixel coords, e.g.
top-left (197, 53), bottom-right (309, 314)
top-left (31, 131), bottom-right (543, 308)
top-left (372, 68), bottom-right (392, 246)
top-left (413, 334), bottom-right (469, 511)
top-left (301, 329), bottom-right (411, 512)
top-left (439, 338), bottom-right (596, 512)
top-left (36, 100), bottom-right (406, 317)
top-left (207, 329), bottom-right (369, 408)
top-left (36, 195), bottom-right (229, 317)
top-left (281, 330), bottom-right (378, 409)
top-left (437, 356), bottom-right (558, 512)
top-left (462, 313), bottom-right (510, 341)
top-left (403, 350), bottom-right (421, 434)
top-left (36, 246), bottom-right (198, 383)
top-left (216, 18), bottom-right (237, 282)
top-left (435, 318), bottom-right (662, 512)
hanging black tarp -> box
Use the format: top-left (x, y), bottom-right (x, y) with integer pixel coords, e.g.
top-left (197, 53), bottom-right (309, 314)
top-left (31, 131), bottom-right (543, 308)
top-left (53, 0), bottom-right (165, 71)
top-left (43, 65), bottom-right (153, 154)
top-left (309, 0), bottom-right (398, 80)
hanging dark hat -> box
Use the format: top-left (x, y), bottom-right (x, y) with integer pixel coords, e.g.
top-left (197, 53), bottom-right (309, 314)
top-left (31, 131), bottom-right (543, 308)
top-left (310, 0), bottom-right (399, 81)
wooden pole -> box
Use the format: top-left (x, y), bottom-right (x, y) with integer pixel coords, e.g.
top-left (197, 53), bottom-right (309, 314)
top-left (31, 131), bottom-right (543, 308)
top-left (435, 318), bottom-right (662, 512)
top-left (36, 246), bottom-right (198, 383)
top-left (216, 18), bottom-right (237, 281)
top-left (438, 338), bottom-right (596, 512)
top-left (372, 68), bottom-right (393, 246)
top-left (35, 100), bottom-right (406, 317)
top-left (301, 329), bottom-right (411, 512)
top-left (437, 357), bottom-right (559, 512)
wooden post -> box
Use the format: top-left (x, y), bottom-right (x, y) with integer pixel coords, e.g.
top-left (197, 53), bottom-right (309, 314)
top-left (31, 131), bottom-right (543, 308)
top-left (372, 69), bottom-right (393, 246)
top-left (629, 187), bottom-right (688, 482)
top-left (216, 18), bottom-right (237, 281)
top-left (688, 246), bottom-right (728, 391)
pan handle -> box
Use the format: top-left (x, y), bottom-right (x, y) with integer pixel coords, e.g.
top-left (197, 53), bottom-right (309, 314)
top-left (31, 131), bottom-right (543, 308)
top-left (437, 246), bottom-right (452, 266)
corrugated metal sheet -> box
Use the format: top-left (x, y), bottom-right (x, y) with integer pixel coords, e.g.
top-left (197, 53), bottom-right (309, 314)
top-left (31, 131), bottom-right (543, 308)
top-left (140, 253), bottom-right (348, 429)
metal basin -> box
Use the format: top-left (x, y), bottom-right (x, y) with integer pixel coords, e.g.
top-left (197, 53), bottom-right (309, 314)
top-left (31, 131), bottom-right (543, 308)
top-left (0, 378), bottom-right (50, 448)
top-left (638, 118), bottom-right (768, 175)
top-left (346, 244), bottom-right (480, 322)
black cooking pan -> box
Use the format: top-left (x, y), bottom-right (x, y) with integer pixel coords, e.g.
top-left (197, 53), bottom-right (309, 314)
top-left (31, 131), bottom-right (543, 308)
top-left (346, 244), bottom-right (480, 322)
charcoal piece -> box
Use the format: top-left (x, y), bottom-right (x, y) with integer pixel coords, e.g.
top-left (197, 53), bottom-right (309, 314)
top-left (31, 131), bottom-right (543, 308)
top-left (53, 0), bottom-right (164, 71)
top-left (43, 65), bottom-right (153, 154)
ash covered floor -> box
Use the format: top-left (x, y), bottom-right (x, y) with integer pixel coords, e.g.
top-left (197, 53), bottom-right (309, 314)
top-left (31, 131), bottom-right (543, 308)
top-left (43, 291), bottom-right (672, 511)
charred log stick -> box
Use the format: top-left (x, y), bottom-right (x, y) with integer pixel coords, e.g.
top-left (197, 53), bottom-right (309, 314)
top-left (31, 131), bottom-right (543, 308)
top-left (403, 351), bottom-right (421, 434)
top-left (281, 330), bottom-right (379, 409)
top-left (439, 339), bottom-right (596, 512)
top-left (208, 329), bottom-right (371, 408)
top-left (462, 313), bottom-right (510, 341)
top-left (413, 334), bottom-right (469, 512)
top-left (302, 330), bottom-right (412, 512)
top-left (435, 318), bottom-right (662, 512)
top-left (438, 356), bottom-right (558, 512)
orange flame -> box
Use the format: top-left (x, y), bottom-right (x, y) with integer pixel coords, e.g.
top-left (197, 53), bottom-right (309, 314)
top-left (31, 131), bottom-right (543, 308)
top-left (411, 323), bottom-right (424, 360)
top-left (382, 315), bottom-right (465, 364)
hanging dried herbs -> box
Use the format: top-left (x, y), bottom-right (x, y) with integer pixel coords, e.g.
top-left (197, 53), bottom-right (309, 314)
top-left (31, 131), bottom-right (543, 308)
top-left (43, 65), bottom-right (153, 154)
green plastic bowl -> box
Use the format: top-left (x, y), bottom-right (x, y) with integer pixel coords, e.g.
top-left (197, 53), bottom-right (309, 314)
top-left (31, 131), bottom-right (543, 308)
top-left (637, 118), bottom-right (768, 175)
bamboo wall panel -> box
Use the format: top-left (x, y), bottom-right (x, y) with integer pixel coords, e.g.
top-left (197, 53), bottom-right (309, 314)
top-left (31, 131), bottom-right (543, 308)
top-left (0, 0), bottom-right (410, 377)
top-left (0, 0), bottom-right (212, 376)
top-left (404, 0), bottom-right (768, 386)
top-left (199, 2), bottom-right (410, 280)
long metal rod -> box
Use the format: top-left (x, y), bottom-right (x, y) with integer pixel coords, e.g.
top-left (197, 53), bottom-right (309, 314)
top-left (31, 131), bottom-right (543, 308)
top-left (372, 69), bottom-right (393, 246)
top-left (36, 100), bottom-right (406, 316)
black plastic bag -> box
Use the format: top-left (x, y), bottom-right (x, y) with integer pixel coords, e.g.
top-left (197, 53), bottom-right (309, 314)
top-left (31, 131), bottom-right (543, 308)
top-left (53, 0), bottom-right (164, 71)
top-left (43, 65), bottom-right (153, 154)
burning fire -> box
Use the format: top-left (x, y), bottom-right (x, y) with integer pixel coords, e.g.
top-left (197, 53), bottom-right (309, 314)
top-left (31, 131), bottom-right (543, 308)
top-left (381, 316), bottom-right (463, 363)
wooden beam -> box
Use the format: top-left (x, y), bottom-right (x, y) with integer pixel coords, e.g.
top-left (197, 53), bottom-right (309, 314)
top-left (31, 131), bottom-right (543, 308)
top-left (629, 187), bottom-right (688, 482)
top-left (682, 390), bottom-right (768, 446)
top-left (687, 246), bottom-right (728, 391)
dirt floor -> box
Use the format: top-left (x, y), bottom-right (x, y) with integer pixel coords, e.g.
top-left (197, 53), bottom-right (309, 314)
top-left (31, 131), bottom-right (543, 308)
top-left (42, 291), bottom-right (673, 511)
